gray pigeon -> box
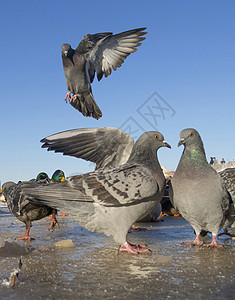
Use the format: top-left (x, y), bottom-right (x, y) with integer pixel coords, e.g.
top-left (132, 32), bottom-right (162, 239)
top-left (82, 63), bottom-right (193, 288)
top-left (40, 127), bottom-right (167, 224)
top-left (2, 170), bottom-right (66, 240)
top-left (62, 27), bottom-right (147, 119)
top-left (218, 168), bottom-right (235, 236)
top-left (22, 131), bottom-right (171, 254)
top-left (170, 128), bottom-right (231, 247)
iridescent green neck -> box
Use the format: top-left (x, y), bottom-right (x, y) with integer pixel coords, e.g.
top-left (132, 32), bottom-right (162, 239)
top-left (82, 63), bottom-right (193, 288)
top-left (183, 145), bottom-right (208, 167)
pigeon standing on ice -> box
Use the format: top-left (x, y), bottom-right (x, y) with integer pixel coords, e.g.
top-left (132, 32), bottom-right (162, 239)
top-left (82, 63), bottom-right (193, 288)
top-left (21, 131), bottom-right (171, 254)
top-left (62, 27), bottom-right (147, 119)
top-left (2, 170), bottom-right (66, 240)
top-left (40, 127), bottom-right (168, 224)
top-left (170, 128), bottom-right (231, 247)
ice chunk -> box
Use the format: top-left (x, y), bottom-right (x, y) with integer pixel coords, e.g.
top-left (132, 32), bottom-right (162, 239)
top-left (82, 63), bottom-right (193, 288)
top-left (53, 239), bottom-right (75, 248)
top-left (0, 241), bottom-right (30, 257)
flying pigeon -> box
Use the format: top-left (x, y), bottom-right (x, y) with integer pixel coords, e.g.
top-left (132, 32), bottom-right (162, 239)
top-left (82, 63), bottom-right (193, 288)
top-left (2, 170), bottom-right (66, 240)
top-left (21, 130), bottom-right (171, 254)
top-left (169, 128), bottom-right (231, 247)
top-left (62, 27), bottom-right (147, 119)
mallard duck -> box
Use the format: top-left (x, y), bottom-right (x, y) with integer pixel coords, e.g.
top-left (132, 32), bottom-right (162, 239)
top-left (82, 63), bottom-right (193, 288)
top-left (2, 170), bottom-right (66, 240)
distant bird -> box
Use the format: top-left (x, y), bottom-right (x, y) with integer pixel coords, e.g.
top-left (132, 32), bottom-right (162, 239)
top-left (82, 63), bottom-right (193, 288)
top-left (2, 170), bottom-right (66, 240)
top-left (170, 128), bottom-right (231, 247)
top-left (22, 131), bottom-right (171, 254)
top-left (62, 27), bottom-right (147, 119)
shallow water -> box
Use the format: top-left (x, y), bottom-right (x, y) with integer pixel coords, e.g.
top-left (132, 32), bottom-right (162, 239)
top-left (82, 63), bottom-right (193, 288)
top-left (0, 207), bottom-right (234, 299)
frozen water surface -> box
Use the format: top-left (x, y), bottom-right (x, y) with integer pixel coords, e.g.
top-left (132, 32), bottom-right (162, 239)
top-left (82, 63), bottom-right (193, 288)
top-left (0, 207), bottom-right (234, 299)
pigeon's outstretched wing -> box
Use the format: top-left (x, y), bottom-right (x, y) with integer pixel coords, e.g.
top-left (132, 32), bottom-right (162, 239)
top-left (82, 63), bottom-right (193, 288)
top-left (76, 32), bottom-right (112, 53)
top-left (41, 127), bottom-right (134, 169)
top-left (85, 27), bottom-right (147, 82)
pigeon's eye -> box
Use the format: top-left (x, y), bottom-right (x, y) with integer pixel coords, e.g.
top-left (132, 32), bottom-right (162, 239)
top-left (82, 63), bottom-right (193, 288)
top-left (154, 135), bottom-right (159, 139)
top-left (190, 132), bottom-right (194, 137)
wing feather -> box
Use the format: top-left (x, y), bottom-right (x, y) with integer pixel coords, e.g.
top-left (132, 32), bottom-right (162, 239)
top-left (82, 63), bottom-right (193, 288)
top-left (41, 127), bottom-right (134, 169)
top-left (86, 27), bottom-right (147, 81)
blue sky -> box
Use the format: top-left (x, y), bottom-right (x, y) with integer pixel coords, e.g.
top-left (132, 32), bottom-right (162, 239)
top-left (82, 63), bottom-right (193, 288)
top-left (1, 0), bottom-right (235, 184)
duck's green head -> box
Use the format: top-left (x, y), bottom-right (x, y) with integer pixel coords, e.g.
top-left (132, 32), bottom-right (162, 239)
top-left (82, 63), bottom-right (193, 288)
top-left (52, 170), bottom-right (66, 182)
top-left (36, 172), bottom-right (49, 181)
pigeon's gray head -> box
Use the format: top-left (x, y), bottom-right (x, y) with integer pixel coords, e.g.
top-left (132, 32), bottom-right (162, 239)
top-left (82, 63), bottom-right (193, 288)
top-left (137, 131), bottom-right (171, 150)
top-left (129, 131), bottom-right (171, 165)
top-left (62, 43), bottom-right (73, 57)
top-left (178, 128), bottom-right (203, 148)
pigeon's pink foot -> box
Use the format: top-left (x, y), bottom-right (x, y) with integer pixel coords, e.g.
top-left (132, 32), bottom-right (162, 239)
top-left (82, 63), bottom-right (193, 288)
top-left (184, 233), bottom-right (203, 246)
top-left (16, 228), bottom-right (31, 240)
top-left (70, 94), bottom-right (80, 103)
top-left (129, 242), bottom-right (149, 250)
top-left (204, 235), bottom-right (223, 247)
top-left (65, 92), bottom-right (72, 103)
top-left (49, 213), bottom-right (59, 231)
top-left (119, 242), bottom-right (151, 254)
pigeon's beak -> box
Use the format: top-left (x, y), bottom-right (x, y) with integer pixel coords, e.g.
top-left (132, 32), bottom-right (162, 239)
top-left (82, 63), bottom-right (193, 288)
top-left (63, 50), bottom-right (68, 57)
top-left (163, 140), bottom-right (171, 149)
top-left (178, 138), bottom-right (185, 147)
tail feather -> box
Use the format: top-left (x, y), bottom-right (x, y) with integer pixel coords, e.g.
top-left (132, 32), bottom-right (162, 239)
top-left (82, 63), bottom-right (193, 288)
top-left (20, 181), bottom-right (103, 233)
top-left (70, 93), bottom-right (102, 120)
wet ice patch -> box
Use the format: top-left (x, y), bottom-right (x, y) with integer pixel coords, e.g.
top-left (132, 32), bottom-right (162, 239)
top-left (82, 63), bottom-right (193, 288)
top-left (154, 255), bottom-right (173, 264)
